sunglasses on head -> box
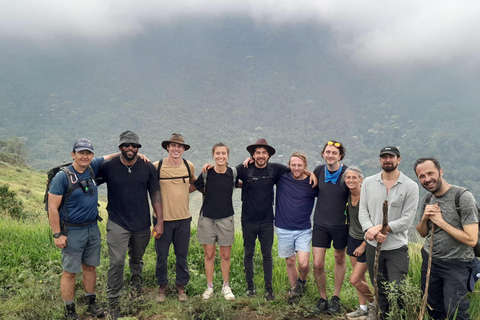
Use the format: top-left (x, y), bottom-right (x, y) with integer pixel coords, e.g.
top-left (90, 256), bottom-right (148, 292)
top-left (121, 143), bottom-right (140, 148)
top-left (327, 141), bottom-right (342, 148)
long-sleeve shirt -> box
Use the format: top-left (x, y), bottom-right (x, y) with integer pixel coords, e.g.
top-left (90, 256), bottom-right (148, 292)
top-left (359, 171), bottom-right (419, 251)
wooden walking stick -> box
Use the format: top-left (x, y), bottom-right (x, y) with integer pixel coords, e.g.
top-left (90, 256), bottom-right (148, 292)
top-left (419, 223), bottom-right (435, 320)
top-left (373, 201), bottom-right (389, 320)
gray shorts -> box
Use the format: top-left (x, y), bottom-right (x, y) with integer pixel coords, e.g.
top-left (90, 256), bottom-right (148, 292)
top-left (61, 224), bottom-right (101, 273)
top-left (197, 215), bottom-right (235, 246)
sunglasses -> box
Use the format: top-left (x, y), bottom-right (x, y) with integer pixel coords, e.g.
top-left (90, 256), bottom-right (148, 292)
top-left (327, 141), bottom-right (342, 148)
top-left (121, 143), bottom-right (140, 148)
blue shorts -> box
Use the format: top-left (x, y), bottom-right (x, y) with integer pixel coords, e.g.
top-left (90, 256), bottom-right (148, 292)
top-left (346, 235), bottom-right (367, 263)
top-left (312, 224), bottom-right (348, 250)
top-left (61, 224), bottom-right (101, 273)
top-left (276, 227), bottom-right (312, 258)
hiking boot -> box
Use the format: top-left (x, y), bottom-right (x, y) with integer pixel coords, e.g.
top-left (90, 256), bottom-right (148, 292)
top-left (313, 298), bottom-right (328, 314)
top-left (129, 285), bottom-right (143, 300)
top-left (365, 302), bottom-right (377, 320)
top-left (346, 306), bottom-right (368, 319)
top-left (202, 287), bottom-right (214, 300)
top-left (177, 284), bottom-right (188, 302)
top-left (156, 286), bottom-right (166, 303)
top-left (86, 294), bottom-right (105, 318)
top-left (246, 283), bottom-right (256, 296)
top-left (264, 284), bottom-right (275, 301)
top-left (222, 285), bottom-right (235, 301)
top-left (107, 307), bottom-right (121, 320)
top-left (287, 279), bottom-right (305, 299)
top-left (327, 295), bottom-right (341, 314)
top-left (65, 303), bottom-right (79, 320)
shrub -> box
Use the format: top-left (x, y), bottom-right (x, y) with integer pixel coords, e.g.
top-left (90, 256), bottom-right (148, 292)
top-left (0, 184), bottom-right (26, 220)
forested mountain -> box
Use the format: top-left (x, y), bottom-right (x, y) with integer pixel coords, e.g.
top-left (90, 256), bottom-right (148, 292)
top-left (1, 17), bottom-right (479, 195)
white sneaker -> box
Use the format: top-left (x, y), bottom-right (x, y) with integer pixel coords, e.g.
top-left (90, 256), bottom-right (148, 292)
top-left (221, 285), bottom-right (235, 300)
top-left (202, 287), bottom-right (214, 300)
top-left (346, 306), bottom-right (368, 319)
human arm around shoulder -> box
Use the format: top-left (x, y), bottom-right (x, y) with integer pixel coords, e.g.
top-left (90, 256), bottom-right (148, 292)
top-left (188, 161), bottom-right (197, 191)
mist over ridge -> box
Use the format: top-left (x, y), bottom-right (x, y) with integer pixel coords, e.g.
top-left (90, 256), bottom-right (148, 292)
top-left (1, 15), bottom-right (479, 195)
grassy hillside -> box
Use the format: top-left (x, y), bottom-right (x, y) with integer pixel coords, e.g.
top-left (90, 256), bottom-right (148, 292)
top-left (1, 161), bottom-right (479, 319)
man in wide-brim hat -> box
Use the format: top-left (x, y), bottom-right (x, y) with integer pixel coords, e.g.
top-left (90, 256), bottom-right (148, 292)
top-left (153, 133), bottom-right (196, 303)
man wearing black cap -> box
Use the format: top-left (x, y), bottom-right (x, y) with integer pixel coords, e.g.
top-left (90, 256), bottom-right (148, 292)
top-left (48, 138), bottom-right (119, 320)
top-left (96, 131), bottom-right (163, 319)
top-left (237, 138), bottom-right (291, 301)
top-left (359, 146), bottom-right (419, 319)
top-left (153, 133), bottom-right (196, 303)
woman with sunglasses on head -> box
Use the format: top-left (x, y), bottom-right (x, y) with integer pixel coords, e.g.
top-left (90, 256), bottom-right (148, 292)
top-left (343, 166), bottom-right (374, 319)
top-left (191, 142), bottom-right (238, 301)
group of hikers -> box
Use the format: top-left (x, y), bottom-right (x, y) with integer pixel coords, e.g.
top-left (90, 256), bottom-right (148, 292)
top-left (47, 131), bottom-right (479, 320)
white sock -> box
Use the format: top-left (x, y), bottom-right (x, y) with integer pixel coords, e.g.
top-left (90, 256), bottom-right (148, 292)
top-left (360, 305), bottom-right (368, 312)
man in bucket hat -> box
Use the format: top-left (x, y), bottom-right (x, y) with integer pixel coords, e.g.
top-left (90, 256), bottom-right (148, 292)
top-left (153, 133), bottom-right (196, 302)
top-left (96, 131), bottom-right (163, 319)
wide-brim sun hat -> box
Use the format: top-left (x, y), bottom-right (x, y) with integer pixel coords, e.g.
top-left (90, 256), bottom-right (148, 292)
top-left (161, 133), bottom-right (191, 151)
top-left (246, 138), bottom-right (276, 156)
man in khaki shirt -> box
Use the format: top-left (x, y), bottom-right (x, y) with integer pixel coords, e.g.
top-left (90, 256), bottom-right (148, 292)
top-left (153, 133), bottom-right (196, 302)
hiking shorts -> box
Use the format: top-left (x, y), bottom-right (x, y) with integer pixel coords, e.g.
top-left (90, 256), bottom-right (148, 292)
top-left (197, 215), bottom-right (235, 246)
top-left (346, 235), bottom-right (367, 263)
top-left (276, 227), bottom-right (312, 258)
top-left (312, 224), bottom-right (348, 250)
top-left (61, 223), bottom-right (101, 273)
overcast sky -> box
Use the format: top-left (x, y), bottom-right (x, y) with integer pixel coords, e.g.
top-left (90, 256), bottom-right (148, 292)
top-left (1, 0), bottom-right (480, 70)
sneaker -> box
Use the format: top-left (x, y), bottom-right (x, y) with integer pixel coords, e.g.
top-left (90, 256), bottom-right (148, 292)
top-left (107, 307), bottom-right (121, 320)
top-left (365, 302), bottom-right (377, 320)
top-left (222, 285), bottom-right (235, 301)
top-left (202, 287), bottom-right (214, 300)
top-left (327, 295), bottom-right (341, 314)
top-left (264, 284), bottom-right (275, 301)
top-left (156, 286), bottom-right (166, 303)
top-left (346, 306), bottom-right (368, 319)
top-left (65, 303), bottom-right (79, 320)
top-left (177, 285), bottom-right (188, 302)
top-left (287, 279), bottom-right (305, 299)
top-left (246, 283), bottom-right (256, 296)
top-left (313, 298), bottom-right (328, 314)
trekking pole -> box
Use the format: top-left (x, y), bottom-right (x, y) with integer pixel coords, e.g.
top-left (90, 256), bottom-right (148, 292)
top-left (419, 223), bottom-right (434, 320)
top-left (373, 201), bottom-right (388, 320)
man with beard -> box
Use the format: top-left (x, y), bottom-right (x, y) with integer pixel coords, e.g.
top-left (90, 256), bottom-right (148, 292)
top-left (312, 140), bottom-right (349, 315)
top-left (415, 157), bottom-right (478, 320)
top-left (359, 146), bottom-right (419, 319)
top-left (96, 131), bottom-right (163, 320)
top-left (237, 139), bottom-right (290, 301)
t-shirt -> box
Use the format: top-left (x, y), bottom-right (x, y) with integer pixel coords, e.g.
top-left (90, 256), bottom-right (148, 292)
top-left (153, 158), bottom-right (195, 221)
top-left (49, 157), bottom-right (104, 227)
top-left (236, 162), bottom-right (289, 223)
top-left (194, 167), bottom-right (235, 219)
top-left (313, 164), bottom-right (349, 227)
top-left (347, 194), bottom-right (364, 240)
top-left (420, 185), bottom-right (478, 262)
top-left (275, 172), bottom-right (317, 230)
top-left (96, 156), bottom-right (159, 232)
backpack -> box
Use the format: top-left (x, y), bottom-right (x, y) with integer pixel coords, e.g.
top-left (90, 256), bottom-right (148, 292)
top-left (44, 162), bottom-right (99, 229)
top-left (201, 166), bottom-right (237, 193)
top-left (156, 158), bottom-right (191, 183)
top-left (423, 187), bottom-right (480, 257)
top-left (241, 163), bottom-right (274, 201)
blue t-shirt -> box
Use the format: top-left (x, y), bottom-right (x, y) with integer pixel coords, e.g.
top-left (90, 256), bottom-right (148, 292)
top-left (275, 173), bottom-right (317, 230)
top-left (49, 157), bottom-right (104, 227)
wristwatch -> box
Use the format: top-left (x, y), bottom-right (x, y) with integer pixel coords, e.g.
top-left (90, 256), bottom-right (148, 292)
top-left (53, 233), bottom-right (62, 238)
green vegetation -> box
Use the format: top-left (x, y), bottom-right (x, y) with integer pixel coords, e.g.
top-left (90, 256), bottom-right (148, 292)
top-left (1, 161), bottom-right (479, 319)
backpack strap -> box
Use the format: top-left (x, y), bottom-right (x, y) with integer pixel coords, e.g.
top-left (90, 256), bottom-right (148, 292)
top-left (422, 193), bottom-right (434, 214)
top-left (454, 187), bottom-right (469, 215)
top-left (157, 158), bottom-right (192, 183)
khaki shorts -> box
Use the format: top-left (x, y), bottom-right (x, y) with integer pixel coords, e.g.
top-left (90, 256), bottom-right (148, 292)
top-left (197, 215), bottom-right (235, 246)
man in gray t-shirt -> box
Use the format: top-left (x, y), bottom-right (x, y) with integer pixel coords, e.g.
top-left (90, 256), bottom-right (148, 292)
top-left (415, 157), bottom-right (478, 320)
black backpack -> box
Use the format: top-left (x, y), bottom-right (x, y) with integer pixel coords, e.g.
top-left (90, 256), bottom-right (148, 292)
top-left (44, 162), bottom-right (99, 229)
top-left (241, 163), bottom-right (274, 201)
top-left (424, 187), bottom-right (480, 257)
top-left (156, 158), bottom-right (191, 183)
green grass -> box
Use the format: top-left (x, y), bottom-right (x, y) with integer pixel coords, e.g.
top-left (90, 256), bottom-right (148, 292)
top-left (1, 160), bottom-right (480, 319)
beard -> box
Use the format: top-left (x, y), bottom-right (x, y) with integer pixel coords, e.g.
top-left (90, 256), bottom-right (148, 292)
top-left (423, 178), bottom-right (443, 194)
top-left (121, 149), bottom-right (138, 161)
top-left (382, 163), bottom-right (398, 173)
